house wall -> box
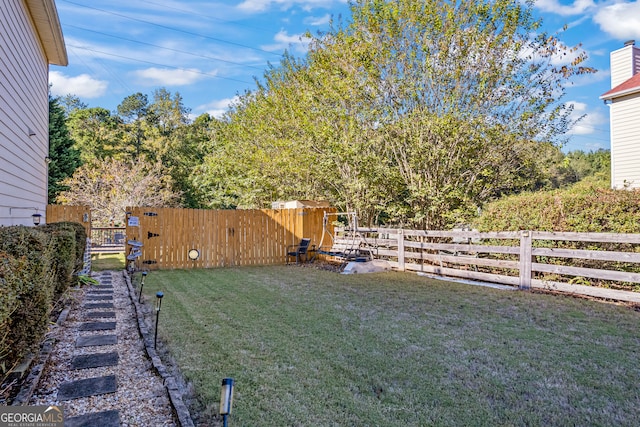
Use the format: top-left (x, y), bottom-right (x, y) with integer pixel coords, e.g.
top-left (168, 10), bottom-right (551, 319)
top-left (610, 44), bottom-right (640, 88)
top-left (0, 1), bottom-right (50, 226)
top-left (610, 92), bottom-right (640, 189)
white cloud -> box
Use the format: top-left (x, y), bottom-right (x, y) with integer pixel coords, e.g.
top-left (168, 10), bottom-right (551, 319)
top-left (305, 13), bottom-right (331, 26)
top-left (196, 97), bottom-right (240, 118)
top-left (261, 30), bottom-right (311, 53)
top-left (535, 0), bottom-right (595, 16)
top-left (133, 67), bottom-right (209, 86)
top-left (566, 101), bottom-right (607, 136)
top-left (49, 71), bottom-right (108, 98)
top-left (237, 0), bottom-right (345, 13)
top-left (594, 2), bottom-right (640, 40)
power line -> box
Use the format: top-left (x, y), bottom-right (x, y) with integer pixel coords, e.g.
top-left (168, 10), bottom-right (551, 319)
top-left (59, 0), bottom-right (283, 57)
top-left (66, 43), bottom-right (255, 85)
top-left (65, 24), bottom-right (265, 71)
top-left (137, 0), bottom-right (274, 33)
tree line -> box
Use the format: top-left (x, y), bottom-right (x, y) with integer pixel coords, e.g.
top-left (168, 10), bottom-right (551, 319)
top-left (48, 0), bottom-right (606, 227)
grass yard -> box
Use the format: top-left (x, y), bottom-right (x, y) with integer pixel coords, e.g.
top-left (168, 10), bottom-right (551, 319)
top-left (91, 252), bottom-right (125, 271)
top-left (137, 266), bottom-right (640, 426)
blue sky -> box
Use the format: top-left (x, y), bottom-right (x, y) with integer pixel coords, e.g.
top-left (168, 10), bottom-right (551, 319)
top-left (49, 0), bottom-right (640, 153)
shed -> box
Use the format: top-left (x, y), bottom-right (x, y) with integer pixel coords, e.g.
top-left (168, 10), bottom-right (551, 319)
top-left (271, 200), bottom-right (332, 209)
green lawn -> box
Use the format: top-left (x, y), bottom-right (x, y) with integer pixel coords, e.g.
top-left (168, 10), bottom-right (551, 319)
top-left (136, 266), bottom-right (640, 426)
top-left (91, 252), bottom-right (125, 271)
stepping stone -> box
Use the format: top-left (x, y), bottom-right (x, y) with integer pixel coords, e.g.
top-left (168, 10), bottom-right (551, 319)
top-left (65, 410), bottom-right (120, 427)
top-left (71, 352), bottom-right (119, 370)
top-left (86, 290), bottom-right (113, 294)
top-left (57, 375), bottom-right (116, 401)
top-left (84, 303), bottom-right (114, 309)
top-left (85, 311), bottom-right (116, 319)
top-left (76, 335), bottom-right (117, 347)
top-left (79, 321), bottom-right (116, 331)
top-left (85, 295), bottom-right (113, 301)
top-left (94, 285), bottom-right (113, 289)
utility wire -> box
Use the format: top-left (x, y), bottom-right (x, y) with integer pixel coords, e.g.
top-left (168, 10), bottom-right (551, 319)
top-left (137, 0), bottom-right (274, 33)
top-left (65, 24), bottom-right (265, 71)
top-left (60, 0), bottom-right (283, 57)
top-left (66, 43), bottom-right (255, 85)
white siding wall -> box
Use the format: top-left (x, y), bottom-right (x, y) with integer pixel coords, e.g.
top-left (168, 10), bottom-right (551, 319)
top-left (0, 1), bottom-right (50, 226)
top-left (610, 45), bottom-right (640, 88)
top-left (610, 93), bottom-right (640, 189)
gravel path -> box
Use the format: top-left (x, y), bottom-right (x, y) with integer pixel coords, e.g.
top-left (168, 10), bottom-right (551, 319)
top-left (29, 271), bottom-right (178, 426)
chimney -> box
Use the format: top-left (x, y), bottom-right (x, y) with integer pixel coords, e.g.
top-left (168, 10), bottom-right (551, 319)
top-left (610, 40), bottom-right (640, 88)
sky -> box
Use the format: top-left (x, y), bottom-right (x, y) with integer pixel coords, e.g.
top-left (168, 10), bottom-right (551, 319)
top-left (49, 0), bottom-right (640, 153)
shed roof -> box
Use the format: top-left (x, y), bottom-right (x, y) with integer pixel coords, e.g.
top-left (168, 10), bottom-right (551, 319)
top-left (24, 0), bottom-right (68, 66)
top-left (600, 72), bottom-right (640, 100)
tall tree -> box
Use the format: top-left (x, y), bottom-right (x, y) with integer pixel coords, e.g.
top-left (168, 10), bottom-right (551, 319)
top-left (67, 107), bottom-right (124, 162)
top-left (117, 92), bottom-right (149, 158)
top-left (48, 95), bottom-right (81, 203)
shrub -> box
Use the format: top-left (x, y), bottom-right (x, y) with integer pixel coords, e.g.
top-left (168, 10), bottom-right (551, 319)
top-left (473, 183), bottom-right (640, 289)
top-left (0, 227), bottom-right (53, 379)
top-left (39, 222), bottom-right (87, 299)
top-left (474, 182), bottom-right (640, 233)
top-left (0, 222), bottom-right (86, 383)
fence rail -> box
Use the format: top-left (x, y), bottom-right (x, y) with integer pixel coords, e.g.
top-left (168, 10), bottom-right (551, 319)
top-left (91, 227), bottom-right (126, 252)
top-left (368, 228), bottom-right (640, 298)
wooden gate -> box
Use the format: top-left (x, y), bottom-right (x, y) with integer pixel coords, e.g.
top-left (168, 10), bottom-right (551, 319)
top-left (124, 207), bottom-right (334, 270)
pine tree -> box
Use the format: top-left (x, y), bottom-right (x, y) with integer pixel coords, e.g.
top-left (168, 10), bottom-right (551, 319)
top-left (48, 95), bottom-right (81, 203)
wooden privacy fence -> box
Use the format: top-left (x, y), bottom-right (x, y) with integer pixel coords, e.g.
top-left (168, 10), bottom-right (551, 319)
top-left (125, 207), bottom-right (334, 270)
top-left (370, 228), bottom-right (640, 293)
top-left (46, 205), bottom-right (91, 234)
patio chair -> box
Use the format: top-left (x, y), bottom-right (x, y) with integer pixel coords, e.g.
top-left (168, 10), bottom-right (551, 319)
top-left (286, 238), bottom-right (312, 264)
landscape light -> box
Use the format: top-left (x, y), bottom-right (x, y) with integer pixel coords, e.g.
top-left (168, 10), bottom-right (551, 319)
top-left (139, 271), bottom-right (148, 303)
top-left (154, 291), bottom-right (164, 349)
top-left (219, 378), bottom-right (234, 427)
top-left (32, 213), bottom-right (42, 226)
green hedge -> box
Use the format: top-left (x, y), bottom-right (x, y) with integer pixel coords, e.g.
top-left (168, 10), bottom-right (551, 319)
top-left (474, 182), bottom-right (640, 233)
top-left (0, 222), bottom-right (86, 382)
top-left (472, 183), bottom-right (640, 289)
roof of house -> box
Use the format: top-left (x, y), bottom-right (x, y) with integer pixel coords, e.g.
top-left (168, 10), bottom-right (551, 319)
top-left (600, 72), bottom-right (640, 100)
top-left (24, 0), bottom-right (68, 66)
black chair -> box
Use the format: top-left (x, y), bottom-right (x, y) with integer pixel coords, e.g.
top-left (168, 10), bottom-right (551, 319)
top-left (286, 238), bottom-right (312, 264)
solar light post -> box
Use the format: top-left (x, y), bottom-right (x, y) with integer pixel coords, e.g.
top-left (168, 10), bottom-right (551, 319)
top-left (139, 271), bottom-right (148, 303)
top-left (220, 378), bottom-right (234, 427)
top-left (154, 291), bottom-right (164, 349)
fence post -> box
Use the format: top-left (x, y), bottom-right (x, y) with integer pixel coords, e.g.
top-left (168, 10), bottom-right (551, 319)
top-left (397, 229), bottom-right (405, 272)
top-left (519, 230), bottom-right (532, 289)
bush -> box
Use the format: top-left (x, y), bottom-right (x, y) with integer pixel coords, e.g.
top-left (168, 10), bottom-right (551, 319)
top-left (474, 181), bottom-right (640, 233)
top-left (0, 227), bottom-right (53, 378)
top-left (0, 222), bottom-right (86, 382)
top-left (473, 183), bottom-right (640, 289)
top-left (39, 222), bottom-right (87, 299)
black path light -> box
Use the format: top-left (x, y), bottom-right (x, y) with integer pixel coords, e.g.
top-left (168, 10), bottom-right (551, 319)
top-left (220, 378), bottom-right (234, 427)
top-left (32, 212), bottom-right (42, 226)
top-left (139, 271), bottom-right (148, 303)
top-left (154, 291), bottom-right (164, 349)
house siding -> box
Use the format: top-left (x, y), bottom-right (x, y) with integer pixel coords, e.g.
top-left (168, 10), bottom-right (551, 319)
top-left (609, 93), bottom-right (640, 189)
top-left (0, 0), bottom-right (50, 225)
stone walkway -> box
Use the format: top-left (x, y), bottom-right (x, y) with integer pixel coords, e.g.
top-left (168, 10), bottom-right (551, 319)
top-left (28, 271), bottom-right (179, 426)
